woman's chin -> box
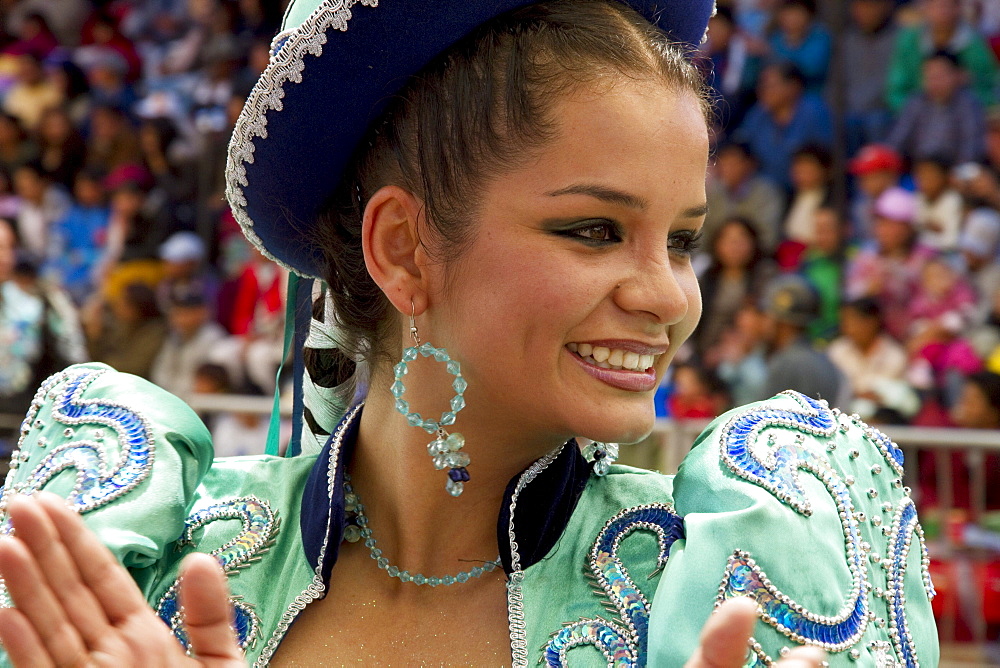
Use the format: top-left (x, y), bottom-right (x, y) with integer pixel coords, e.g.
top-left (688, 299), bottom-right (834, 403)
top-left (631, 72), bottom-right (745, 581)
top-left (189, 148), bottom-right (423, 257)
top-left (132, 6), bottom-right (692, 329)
top-left (574, 409), bottom-right (657, 446)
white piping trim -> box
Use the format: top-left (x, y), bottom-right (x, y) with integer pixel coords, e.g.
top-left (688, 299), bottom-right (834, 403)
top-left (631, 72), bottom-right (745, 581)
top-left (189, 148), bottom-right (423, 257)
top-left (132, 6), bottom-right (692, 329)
top-left (225, 0), bottom-right (379, 278)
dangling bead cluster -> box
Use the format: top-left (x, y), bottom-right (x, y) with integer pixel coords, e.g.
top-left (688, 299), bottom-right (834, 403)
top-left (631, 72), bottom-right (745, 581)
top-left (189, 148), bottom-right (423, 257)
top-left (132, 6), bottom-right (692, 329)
top-left (392, 306), bottom-right (471, 496)
top-left (582, 441), bottom-right (619, 477)
top-left (341, 475), bottom-right (499, 585)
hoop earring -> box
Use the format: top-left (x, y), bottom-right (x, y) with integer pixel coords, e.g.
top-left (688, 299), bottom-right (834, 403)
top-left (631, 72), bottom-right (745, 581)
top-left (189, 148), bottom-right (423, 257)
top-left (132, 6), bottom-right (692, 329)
top-left (391, 302), bottom-right (470, 496)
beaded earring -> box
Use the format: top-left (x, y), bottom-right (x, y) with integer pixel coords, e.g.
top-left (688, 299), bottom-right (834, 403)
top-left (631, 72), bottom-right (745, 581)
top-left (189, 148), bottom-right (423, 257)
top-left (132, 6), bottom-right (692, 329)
top-left (582, 441), bottom-right (619, 476)
top-left (391, 303), bottom-right (470, 496)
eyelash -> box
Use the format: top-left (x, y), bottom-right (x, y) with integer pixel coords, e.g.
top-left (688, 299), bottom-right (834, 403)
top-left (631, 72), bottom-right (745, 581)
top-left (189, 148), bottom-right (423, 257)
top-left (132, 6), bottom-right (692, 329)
top-left (558, 222), bottom-right (704, 256)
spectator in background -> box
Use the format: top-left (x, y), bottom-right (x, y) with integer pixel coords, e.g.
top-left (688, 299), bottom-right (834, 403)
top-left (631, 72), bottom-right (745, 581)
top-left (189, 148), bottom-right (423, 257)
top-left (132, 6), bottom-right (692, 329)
top-left (704, 141), bottom-right (784, 252)
top-left (733, 62), bottom-right (831, 188)
top-left (667, 363), bottom-right (728, 419)
top-left (782, 144), bottom-right (831, 245)
top-left (157, 231), bottom-right (218, 315)
top-left (782, 206), bottom-right (849, 343)
top-left (986, 107), bottom-right (1000, 175)
top-left (93, 164), bottom-right (165, 286)
top-left (846, 187), bottom-right (936, 340)
top-left (0, 113), bottom-right (36, 175)
top-left (138, 117), bottom-right (198, 231)
top-left (12, 161), bottom-right (70, 262)
top-left (84, 105), bottom-right (141, 174)
top-left (840, 0), bottom-right (898, 153)
top-left (0, 217), bottom-right (84, 419)
top-left (2, 53), bottom-right (62, 131)
top-left (913, 155), bottom-right (964, 250)
top-left (80, 12), bottom-right (142, 84)
top-left (49, 61), bottom-right (92, 127)
top-left (699, 6), bottom-right (759, 133)
top-left (758, 274), bottom-right (842, 402)
top-left (0, 169), bottom-right (20, 221)
top-left (2, 13), bottom-right (58, 60)
top-left (766, 0), bottom-right (831, 91)
top-left (886, 0), bottom-right (998, 112)
top-left (150, 283), bottom-right (226, 399)
top-left (192, 362), bottom-right (276, 457)
top-left (83, 282), bottom-right (166, 380)
top-left (958, 207), bottom-right (1000, 327)
top-left (46, 168), bottom-right (108, 304)
top-left (905, 256), bottom-right (983, 405)
top-left (712, 302), bottom-right (770, 407)
top-left (34, 107), bottom-right (86, 190)
top-left (888, 51), bottom-right (986, 166)
top-left (950, 371), bottom-right (1000, 429)
top-left (75, 47), bottom-right (135, 111)
top-left (696, 217), bottom-right (776, 358)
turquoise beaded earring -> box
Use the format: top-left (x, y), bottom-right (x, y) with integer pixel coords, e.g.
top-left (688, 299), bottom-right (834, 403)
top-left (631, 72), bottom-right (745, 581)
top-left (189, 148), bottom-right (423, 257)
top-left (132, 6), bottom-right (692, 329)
top-left (391, 302), bottom-right (470, 496)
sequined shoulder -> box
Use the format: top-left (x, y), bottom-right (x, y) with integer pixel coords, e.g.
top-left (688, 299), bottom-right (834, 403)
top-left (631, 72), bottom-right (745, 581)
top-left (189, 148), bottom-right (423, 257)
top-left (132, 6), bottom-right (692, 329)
top-left (649, 391), bottom-right (938, 667)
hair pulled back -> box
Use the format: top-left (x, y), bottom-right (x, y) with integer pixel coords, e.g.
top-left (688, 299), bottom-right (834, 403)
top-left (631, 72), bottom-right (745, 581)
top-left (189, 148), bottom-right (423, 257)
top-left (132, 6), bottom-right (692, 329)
top-left (307, 0), bottom-right (710, 402)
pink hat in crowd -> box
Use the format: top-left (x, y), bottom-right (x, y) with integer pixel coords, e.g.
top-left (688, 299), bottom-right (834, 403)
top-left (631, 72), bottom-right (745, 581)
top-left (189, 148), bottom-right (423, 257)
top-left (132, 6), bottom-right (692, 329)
top-left (849, 144), bottom-right (905, 176)
top-left (873, 187), bottom-right (918, 223)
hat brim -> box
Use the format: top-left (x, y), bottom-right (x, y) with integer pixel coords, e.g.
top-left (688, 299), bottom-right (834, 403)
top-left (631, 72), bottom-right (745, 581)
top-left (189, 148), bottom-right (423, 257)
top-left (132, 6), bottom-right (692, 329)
top-left (226, 0), bottom-right (716, 278)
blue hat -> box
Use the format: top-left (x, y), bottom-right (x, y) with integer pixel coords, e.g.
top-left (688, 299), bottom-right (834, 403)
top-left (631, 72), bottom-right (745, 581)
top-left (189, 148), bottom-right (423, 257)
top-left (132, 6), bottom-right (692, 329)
top-left (226, 0), bottom-right (716, 278)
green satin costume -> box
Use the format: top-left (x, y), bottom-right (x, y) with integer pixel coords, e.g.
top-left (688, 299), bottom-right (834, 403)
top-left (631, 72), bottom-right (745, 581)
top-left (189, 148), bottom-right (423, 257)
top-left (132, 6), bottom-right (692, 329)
top-left (0, 363), bottom-right (938, 666)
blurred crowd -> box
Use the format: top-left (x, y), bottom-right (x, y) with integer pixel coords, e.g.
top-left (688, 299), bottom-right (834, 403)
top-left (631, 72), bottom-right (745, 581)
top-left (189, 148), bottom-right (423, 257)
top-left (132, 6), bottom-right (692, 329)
top-left (0, 0), bottom-right (998, 461)
top-left (665, 0), bottom-right (1000, 442)
top-left (0, 0), bottom-right (285, 456)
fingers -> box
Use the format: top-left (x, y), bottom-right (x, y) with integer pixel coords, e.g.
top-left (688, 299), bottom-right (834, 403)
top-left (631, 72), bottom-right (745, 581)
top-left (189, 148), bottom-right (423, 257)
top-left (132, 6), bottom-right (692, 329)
top-left (177, 553), bottom-right (243, 662)
top-left (7, 494), bottom-right (112, 648)
top-left (33, 493), bottom-right (153, 623)
top-left (686, 597), bottom-right (758, 668)
top-left (686, 597), bottom-right (827, 668)
top-left (0, 607), bottom-right (55, 668)
top-left (0, 532), bottom-right (90, 666)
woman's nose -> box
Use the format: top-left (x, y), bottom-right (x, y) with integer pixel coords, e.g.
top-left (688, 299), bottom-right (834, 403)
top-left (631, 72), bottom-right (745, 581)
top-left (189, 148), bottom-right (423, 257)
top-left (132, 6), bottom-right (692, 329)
top-left (612, 252), bottom-right (692, 326)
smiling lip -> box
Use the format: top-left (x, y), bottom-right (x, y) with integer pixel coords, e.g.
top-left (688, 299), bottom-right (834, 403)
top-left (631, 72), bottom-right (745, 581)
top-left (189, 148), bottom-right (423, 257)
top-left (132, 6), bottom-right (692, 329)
top-left (566, 346), bottom-right (660, 392)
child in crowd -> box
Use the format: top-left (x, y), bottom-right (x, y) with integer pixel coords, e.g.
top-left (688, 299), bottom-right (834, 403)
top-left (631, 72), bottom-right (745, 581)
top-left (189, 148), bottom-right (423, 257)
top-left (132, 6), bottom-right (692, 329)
top-left (846, 187), bottom-right (936, 340)
top-left (906, 256), bottom-right (983, 404)
top-left (827, 298), bottom-right (914, 421)
top-left (782, 144), bottom-right (830, 244)
top-left (913, 154), bottom-right (964, 250)
top-left (667, 363), bottom-right (729, 419)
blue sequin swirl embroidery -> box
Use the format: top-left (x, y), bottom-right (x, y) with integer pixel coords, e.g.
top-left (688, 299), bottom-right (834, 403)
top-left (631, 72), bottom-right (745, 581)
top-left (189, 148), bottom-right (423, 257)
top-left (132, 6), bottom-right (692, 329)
top-left (1, 368), bottom-right (155, 528)
top-left (545, 504), bottom-right (684, 667)
top-left (886, 498), bottom-right (934, 667)
top-left (156, 496), bottom-right (278, 651)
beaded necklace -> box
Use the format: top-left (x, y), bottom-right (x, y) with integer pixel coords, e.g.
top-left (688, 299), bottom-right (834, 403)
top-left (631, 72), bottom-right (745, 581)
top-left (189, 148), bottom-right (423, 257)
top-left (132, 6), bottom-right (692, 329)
top-left (341, 474), bottom-right (501, 586)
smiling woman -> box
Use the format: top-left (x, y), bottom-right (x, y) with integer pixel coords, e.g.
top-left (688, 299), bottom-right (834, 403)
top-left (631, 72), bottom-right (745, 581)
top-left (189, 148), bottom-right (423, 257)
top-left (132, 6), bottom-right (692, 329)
top-left (0, 1), bottom-right (936, 667)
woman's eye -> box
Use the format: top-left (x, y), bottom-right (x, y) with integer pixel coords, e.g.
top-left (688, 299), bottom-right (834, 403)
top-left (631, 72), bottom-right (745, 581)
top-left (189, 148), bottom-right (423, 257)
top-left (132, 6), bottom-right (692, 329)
top-left (669, 230), bottom-right (703, 256)
top-left (565, 222), bottom-right (620, 243)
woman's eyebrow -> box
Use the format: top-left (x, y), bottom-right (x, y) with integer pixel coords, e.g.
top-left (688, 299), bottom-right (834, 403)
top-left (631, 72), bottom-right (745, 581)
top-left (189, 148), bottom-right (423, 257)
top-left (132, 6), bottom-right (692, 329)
top-left (544, 183), bottom-right (649, 210)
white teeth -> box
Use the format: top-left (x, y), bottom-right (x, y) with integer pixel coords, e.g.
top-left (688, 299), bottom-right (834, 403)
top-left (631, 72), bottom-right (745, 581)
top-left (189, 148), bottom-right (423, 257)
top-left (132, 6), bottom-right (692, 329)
top-left (571, 344), bottom-right (659, 372)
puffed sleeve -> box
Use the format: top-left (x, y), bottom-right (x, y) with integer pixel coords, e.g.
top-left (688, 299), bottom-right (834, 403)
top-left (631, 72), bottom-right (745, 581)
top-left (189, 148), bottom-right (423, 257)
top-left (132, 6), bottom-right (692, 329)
top-left (648, 391), bottom-right (938, 667)
top-left (0, 363), bottom-right (213, 600)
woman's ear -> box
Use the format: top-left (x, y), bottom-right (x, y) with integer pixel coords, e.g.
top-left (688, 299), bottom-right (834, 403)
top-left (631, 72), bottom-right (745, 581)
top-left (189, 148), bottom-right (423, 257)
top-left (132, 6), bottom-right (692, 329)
top-left (362, 184), bottom-right (430, 316)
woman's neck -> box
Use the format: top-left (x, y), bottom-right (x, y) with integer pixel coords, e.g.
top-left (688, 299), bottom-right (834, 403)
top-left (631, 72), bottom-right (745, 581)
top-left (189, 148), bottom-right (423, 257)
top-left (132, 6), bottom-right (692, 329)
top-left (347, 365), bottom-right (565, 576)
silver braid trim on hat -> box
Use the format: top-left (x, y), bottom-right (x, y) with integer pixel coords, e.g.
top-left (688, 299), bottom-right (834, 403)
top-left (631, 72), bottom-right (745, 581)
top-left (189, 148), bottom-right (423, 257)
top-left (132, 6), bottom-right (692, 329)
top-left (224, 0), bottom-right (380, 278)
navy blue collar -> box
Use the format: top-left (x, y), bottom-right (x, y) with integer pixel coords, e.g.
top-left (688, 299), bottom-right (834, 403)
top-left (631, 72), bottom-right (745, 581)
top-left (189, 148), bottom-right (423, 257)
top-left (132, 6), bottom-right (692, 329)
top-left (299, 405), bottom-right (591, 583)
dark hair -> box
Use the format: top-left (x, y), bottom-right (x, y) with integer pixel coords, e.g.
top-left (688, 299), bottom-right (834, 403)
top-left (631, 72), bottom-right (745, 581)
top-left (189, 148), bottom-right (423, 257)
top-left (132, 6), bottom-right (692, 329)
top-left (194, 363), bottom-right (232, 393)
top-left (925, 49), bottom-right (962, 69)
top-left (717, 141), bottom-right (758, 164)
top-left (713, 6), bottom-right (735, 25)
top-left (122, 282), bottom-right (161, 320)
top-left (967, 371), bottom-right (1000, 414)
top-left (780, 0), bottom-right (817, 16)
top-left (792, 143), bottom-right (832, 170)
top-left (711, 215), bottom-right (763, 267)
top-left (914, 153), bottom-right (953, 173)
top-left (842, 297), bottom-right (882, 321)
top-left (764, 61), bottom-right (806, 88)
top-left (309, 0), bottom-right (710, 401)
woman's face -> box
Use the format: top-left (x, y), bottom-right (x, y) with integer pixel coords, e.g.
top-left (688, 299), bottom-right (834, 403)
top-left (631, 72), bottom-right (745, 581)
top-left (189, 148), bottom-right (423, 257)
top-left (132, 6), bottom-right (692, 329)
top-left (424, 81), bottom-right (707, 445)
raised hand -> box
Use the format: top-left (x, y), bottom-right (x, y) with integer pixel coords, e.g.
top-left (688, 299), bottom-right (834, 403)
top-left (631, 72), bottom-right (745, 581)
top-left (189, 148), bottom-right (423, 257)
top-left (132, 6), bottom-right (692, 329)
top-left (685, 597), bottom-right (827, 668)
top-left (0, 493), bottom-right (244, 667)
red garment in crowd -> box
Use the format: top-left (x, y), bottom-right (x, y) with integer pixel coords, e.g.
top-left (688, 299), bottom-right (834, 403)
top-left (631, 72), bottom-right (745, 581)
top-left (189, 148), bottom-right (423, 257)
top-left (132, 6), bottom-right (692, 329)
top-left (667, 394), bottom-right (718, 420)
top-left (226, 264), bottom-right (283, 336)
